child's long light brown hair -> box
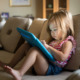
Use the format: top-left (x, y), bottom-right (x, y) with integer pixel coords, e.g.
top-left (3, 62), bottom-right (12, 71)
top-left (48, 10), bottom-right (74, 41)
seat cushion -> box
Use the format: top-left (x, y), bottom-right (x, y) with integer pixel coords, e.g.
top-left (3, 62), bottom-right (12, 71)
top-left (0, 17), bottom-right (29, 52)
top-left (66, 69), bottom-right (80, 80)
top-left (0, 71), bottom-right (72, 80)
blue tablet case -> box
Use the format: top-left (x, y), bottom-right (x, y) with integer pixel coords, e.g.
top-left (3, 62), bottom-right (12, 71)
top-left (17, 27), bottom-right (55, 62)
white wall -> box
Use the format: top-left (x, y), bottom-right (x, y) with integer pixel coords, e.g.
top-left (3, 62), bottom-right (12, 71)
top-left (70, 0), bottom-right (80, 15)
top-left (0, 0), bottom-right (36, 17)
top-left (0, 0), bottom-right (80, 17)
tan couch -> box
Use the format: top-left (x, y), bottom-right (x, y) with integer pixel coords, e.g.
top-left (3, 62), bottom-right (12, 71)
top-left (0, 14), bottom-right (80, 80)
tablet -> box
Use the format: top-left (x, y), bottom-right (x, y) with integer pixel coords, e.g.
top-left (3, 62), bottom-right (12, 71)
top-left (17, 27), bottom-right (55, 62)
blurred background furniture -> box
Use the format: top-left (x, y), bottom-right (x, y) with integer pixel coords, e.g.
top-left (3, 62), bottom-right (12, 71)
top-left (42, 0), bottom-right (69, 18)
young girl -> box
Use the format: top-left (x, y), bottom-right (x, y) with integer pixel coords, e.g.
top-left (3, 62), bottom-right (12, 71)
top-left (0, 10), bottom-right (76, 80)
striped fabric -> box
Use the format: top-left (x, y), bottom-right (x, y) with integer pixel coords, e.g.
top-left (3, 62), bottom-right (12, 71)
top-left (49, 36), bottom-right (76, 68)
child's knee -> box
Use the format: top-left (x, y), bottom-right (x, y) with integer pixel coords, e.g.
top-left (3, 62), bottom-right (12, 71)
top-left (30, 47), bottom-right (41, 54)
top-left (23, 43), bottom-right (31, 48)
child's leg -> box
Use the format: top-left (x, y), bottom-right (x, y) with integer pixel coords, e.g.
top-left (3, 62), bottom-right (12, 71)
top-left (19, 47), bottom-right (49, 75)
top-left (0, 42), bottom-right (31, 68)
top-left (3, 47), bottom-right (49, 80)
top-left (9, 42), bottom-right (31, 67)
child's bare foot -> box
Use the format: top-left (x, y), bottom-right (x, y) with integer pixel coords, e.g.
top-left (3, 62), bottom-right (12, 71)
top-left (4, 65), bottom-right (22, 80)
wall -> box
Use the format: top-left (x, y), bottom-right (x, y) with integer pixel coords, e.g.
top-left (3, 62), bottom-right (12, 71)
top-left (0, 0), bottom-right (36, 17)
top-left (0, 0), bottom-right (80, 18)
top-left (70, 0), bottom-right (80, 15)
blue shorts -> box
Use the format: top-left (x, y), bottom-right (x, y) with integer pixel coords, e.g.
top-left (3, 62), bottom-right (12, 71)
top-left (32, 63), bottom-right (62, 75)
top-left (46, 63), bottom-right (62, 75)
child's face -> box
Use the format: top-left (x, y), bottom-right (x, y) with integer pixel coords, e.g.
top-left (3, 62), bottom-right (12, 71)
top-left (49, 23), bottom-right (62, 40)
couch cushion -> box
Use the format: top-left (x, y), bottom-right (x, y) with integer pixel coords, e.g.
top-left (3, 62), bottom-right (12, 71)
top-left (64, 14), bottom-right (80, 70)
top-left (0, 50), bottom-right (13, 63)
top-left (0, 50), bottom-right (23, 69)
top-left (0, 71), bottom-right (72, 80)
top-left (66, 69), bottom-right (80, 80)
top-left (39, 20), bottom-right (53, 43)
top-left (29, 18), bottom-right (47, 38)
top-left (0, 17), bottom-right (29, 53)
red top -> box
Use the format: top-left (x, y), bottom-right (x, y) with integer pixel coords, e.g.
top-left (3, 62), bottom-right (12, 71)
top-left (49, 36), bottom-right (76, 68)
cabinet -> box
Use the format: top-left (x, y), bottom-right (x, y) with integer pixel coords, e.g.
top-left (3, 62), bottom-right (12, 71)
top-left (43, 0), bottom-right (69, 18)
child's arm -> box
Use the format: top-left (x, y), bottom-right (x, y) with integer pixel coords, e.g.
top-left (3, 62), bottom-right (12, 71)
top-left (41, 40), bottom-right (72, 61)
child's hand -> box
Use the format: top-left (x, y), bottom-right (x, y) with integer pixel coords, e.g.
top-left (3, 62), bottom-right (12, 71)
top-left (40, 40), bottom-right (49, 49)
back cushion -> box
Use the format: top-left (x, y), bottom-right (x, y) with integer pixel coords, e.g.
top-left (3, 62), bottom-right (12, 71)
top-left (29, 18), bottom-right (47, 38)
top-left (39, 20), bottom-right (53, 43)
top-left (0, 17), bottom-right (29, 53)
